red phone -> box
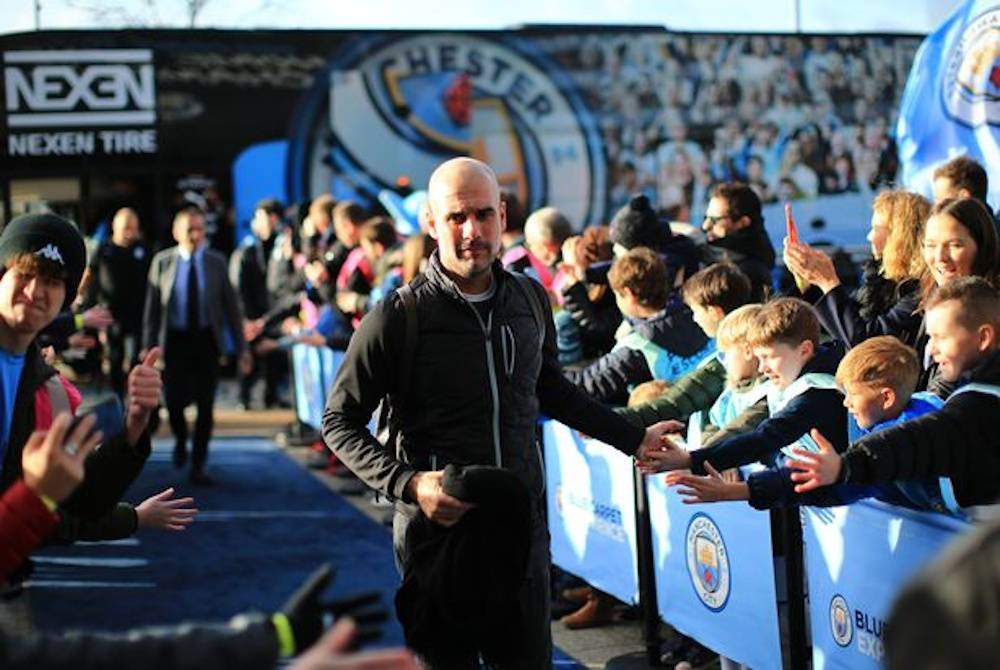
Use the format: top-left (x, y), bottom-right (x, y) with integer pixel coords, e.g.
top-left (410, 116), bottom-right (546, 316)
top-left (785, 202), bottom-right (800, 243)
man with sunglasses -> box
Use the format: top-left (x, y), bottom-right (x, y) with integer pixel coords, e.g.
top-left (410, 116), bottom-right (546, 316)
top-left (701, 181), bottom-right (775, 301)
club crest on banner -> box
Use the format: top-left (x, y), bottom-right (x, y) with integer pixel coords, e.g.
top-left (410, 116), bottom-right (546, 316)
top-left (942, 7), bottom-right (1000, 128)
top-left (830, 594), bottom-right (854, 647)
top-left (685, 512), bottom-right (731, 611)
top-left (289, 34), bottom-right (604, 227)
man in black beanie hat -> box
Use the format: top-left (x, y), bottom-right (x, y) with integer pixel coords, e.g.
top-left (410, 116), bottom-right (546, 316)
top-left (607, 194), bottom-right (701, 286)
top-left (0, 212), bottom-right (163, 581)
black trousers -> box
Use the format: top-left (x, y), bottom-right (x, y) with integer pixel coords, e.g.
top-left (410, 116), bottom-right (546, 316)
top-left (106, 323), bottom-right (140, 399)
top-left (164, 329), bottom-right (219, 471)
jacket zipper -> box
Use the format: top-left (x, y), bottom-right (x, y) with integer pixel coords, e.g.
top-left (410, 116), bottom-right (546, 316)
top-left (467, 303), bottom-right (503, 467)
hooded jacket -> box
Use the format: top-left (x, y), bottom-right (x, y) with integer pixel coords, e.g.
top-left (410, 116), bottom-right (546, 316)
top-left (322, 253), bottom-right (644, 503)
top-left (840, 346), bottom-right (1000, 507)
top-left (688, 341), bottom-right (846, 475)
top-left (564, 298), bottom-right (711, 406)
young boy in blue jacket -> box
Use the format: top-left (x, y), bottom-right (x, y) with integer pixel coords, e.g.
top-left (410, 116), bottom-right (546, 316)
top-left (639, 297), bottom-right (846, 485)
top-left (667, 336), bottom-right (959, 515)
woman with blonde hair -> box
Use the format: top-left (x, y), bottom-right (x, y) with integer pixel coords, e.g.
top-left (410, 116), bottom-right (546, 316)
top-left (783, 189), bottom-right (930, 348)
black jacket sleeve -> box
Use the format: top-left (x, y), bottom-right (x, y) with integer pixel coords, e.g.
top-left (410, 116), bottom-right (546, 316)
top-left (0, 613), bottom-right (279, 670)
top-left (52, 503), bottom-right (138, 543)
top-left (688, 388), bottom-right (847, 475)
top-left (59, 431), bottom-right (152, 520)
top-left (814, 284), bottom-right (922, 348)
top-left (842, 390), bottom-right (1000, 506)
top-left (746, 466), bottom-right (885, 510)
top-left (322, 296), bottom-right (415, 500)
top-left (562, 346), bottom-right (651, 406)
top-left (560, 281), bottom-right (619, 355)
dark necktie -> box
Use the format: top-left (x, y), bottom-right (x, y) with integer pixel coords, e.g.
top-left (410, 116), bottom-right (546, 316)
top-left (187, 259), bottom-right (200, 330)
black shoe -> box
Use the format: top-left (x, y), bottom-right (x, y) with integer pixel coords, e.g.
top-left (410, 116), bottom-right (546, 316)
top-left (172, 443), bottom-right (187, 469)
top-left (189, 470), bottom-right (214, 486)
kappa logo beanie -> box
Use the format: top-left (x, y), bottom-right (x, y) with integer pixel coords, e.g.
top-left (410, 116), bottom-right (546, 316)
top-left (0, 213), bottom-right (87, 310)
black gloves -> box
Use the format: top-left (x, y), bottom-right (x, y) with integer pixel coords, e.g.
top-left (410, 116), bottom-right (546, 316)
top-left (276, 562), bottom-right (389, 656)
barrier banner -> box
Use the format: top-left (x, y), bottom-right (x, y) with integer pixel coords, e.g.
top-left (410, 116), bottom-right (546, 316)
top-left (802, 500), bottom-right (969, 669)
top-left (646, 475), bottom-right (782, 669)
top-left (291, 343), bottom-right (344, 430)
top-left (543, 420), bottom-right (640, 604)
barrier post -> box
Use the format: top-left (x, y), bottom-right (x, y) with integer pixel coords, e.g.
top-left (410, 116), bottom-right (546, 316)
top-left (781, 506), bottom-right (810, 668)
top-left (634, 468), bottom-right (661, 665)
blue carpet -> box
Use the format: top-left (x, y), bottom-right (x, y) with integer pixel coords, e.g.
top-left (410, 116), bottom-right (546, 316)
top-left (30, 437), bottom-right (404, 646)
top-left (28, 437), bottom-right (587, 667)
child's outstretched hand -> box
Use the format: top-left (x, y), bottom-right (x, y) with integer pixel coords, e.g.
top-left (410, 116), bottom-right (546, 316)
top-left (136, 487), bottom-right (198, 531)
top-left (787, 429), bottom-right (843, 493)
top-left (665, 462), bottom-right (749, 504)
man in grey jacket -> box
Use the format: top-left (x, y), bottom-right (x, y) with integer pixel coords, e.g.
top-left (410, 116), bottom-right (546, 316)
top-left (323, 157), bottom-right (675, 669)
top-left (143, 207), bottom-right (251, 485)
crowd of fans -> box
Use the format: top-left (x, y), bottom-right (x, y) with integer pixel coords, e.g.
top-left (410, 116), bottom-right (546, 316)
top-left (3, 122), bottom-right (998, 667)
top-left (537, 32), bottom-right (919, 222)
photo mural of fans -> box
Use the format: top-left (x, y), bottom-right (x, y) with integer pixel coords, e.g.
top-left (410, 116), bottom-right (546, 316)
top-left (1, 28), bottom-right (920, 244)
top-left (531, 32), bottom-right (921, 226)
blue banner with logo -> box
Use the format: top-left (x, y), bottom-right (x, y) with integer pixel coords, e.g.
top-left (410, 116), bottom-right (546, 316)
top-left (897, 1), bottom-right (1000, 208)
top-left (543, 420), bottom-right (640, 604)
top-left (646, 475), bottom-right (782, 669)
top-left (291, 343), bottom-right (344, 431)
top-left (802, 500), bottom-right (969, 669)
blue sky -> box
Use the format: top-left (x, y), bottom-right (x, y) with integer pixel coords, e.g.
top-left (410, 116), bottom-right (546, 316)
top-left (6, 0), bottom-right (963, 35)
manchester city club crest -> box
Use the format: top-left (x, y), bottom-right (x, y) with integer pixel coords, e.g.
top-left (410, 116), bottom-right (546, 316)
top-left (685, 513), bottom-right (731, 611)
top-left (942, 7), bottom-right (1000, 128)
top-left (287, 34), bottom-right (605, 226)
top-left (829, 594), bottom-right (853, 647)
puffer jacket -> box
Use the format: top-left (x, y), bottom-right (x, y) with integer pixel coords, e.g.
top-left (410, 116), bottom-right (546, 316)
top-left (616, 354), bottom-right (727, 427)
top-left (564, 297), bottom-right (712, 406)
top-left (323, 253), bottom-right (644, 502)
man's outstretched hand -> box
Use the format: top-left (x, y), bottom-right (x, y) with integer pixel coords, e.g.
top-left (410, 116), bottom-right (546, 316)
top-left (635, 420), bottom-right (692, 473)
top-left (124, 347), bottom-right (162, 446)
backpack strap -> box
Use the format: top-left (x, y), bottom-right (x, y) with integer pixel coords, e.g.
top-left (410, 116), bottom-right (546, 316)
top-left (509, 272), bottom-right (546, 353)
top-left (384, 283), bottom-right (418, 462)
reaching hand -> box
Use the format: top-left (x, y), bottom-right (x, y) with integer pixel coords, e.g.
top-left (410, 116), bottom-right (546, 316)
top-left (22, 412), bottom-right (100, 503)
top-left (124, 347), bottom-right (163, 446)
top-left (407, 471), bottom-right (475, 527)
top-left (787, 428), bottom-right (843, 493)
top-left (664, 461), bottom-right (749, 504)
top-left (135, 487), bottom-right (198, 531)
top-left (635, 420), bottom-right (691, 473)
top-left (81, 304), bottom-right (113, 330)
top-left (290, 619), bottom-right (418, 670)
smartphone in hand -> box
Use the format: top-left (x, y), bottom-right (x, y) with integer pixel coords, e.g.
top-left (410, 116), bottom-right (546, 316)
top-left (66, 396), bottom-right (124, 444)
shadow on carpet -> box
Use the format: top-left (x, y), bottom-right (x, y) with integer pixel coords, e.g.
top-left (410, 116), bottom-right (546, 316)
top-left (29, 437), bottom-right (587, 667)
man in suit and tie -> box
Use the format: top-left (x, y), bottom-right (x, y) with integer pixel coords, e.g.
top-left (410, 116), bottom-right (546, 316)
top-left (143, 206), bottom-right (251, 485)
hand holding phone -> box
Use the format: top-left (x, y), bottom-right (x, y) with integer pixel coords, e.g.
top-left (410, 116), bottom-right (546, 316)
top-left (784, 202), bottom-right (810, 293)
top-left (67, 396), bottom-right (124, 445)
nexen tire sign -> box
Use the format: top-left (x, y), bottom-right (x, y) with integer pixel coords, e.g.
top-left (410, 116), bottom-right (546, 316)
top-left (289, 35), bottom-right (605, 227)
top-left (4, 49), bottom-right (157, 157)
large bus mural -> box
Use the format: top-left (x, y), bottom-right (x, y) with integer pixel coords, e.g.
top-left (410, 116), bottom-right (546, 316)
top-left (0, 28), bottom-right (922, 249)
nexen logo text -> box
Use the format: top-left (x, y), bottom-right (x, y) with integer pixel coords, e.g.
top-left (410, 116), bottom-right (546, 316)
top-left (3, 50), bottom-right (156, 128)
